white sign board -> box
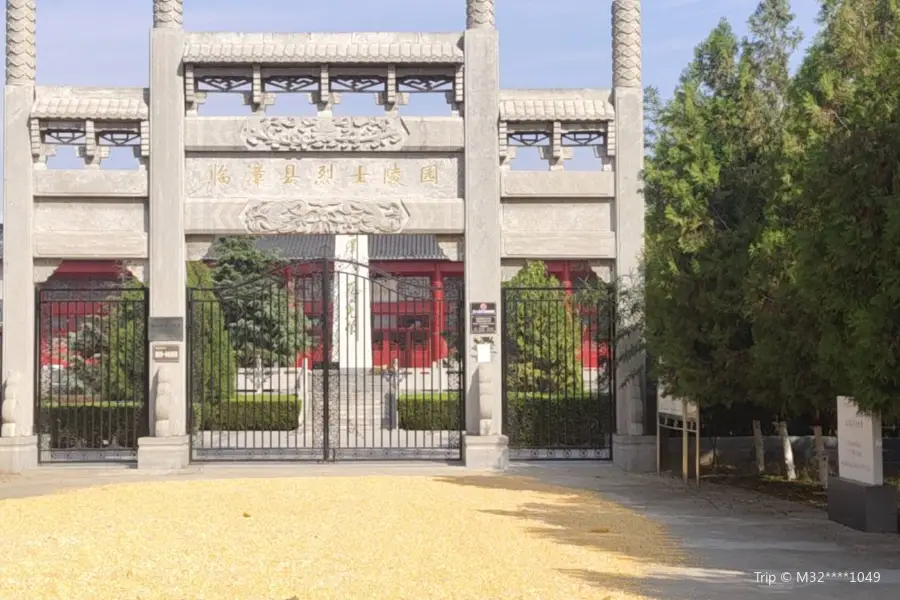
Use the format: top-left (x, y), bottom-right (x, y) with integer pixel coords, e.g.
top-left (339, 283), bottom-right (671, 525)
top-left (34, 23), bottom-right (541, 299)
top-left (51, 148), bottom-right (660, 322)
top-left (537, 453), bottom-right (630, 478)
top-left (657, 383), bottom-right (699, 422)
top-left (837, 396), bottom-right (883, 486)
top-left (476, 343), bottom-right (491, 364)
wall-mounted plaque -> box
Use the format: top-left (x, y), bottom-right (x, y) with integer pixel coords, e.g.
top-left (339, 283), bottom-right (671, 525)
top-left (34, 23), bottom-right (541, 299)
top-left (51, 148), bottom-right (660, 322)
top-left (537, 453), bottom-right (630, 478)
top-left (470, 302), bottom-right (497, 335)
top-left (149, 317), bottom-right (184, 342)
top-left (152, 344), bottom-right (180, 363)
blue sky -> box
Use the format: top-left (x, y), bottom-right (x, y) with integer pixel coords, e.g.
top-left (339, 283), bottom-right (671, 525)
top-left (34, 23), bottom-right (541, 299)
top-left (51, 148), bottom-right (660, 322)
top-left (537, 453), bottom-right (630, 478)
top-left (0, 0), bottom-right (820, 209)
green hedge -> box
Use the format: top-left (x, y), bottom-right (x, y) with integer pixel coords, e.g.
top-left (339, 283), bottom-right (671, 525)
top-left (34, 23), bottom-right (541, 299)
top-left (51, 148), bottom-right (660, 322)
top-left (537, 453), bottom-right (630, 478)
top-left (398, 394), bottom-right (463, 430)
top-left (504, 394), bottom-right (612, 447)
top-left (192, 396), bottom-right (302, 431)
top-left (39, 396), bottom-right (302, 445)
top-left (397, 392), bottom-right (612, 446)
top-left (38, 404), bottom-right (149, 450)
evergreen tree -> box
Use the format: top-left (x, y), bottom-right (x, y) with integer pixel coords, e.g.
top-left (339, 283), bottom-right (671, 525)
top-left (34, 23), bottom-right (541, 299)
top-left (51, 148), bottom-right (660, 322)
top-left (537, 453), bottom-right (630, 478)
top-left (793, 0), bottom-right (900, 417)
top-left (187, 261), bottom-right (236, 404)
top-left (503, 261), bottom-right (581, 394)
top-left (211, 237), bottom-right (311, 373)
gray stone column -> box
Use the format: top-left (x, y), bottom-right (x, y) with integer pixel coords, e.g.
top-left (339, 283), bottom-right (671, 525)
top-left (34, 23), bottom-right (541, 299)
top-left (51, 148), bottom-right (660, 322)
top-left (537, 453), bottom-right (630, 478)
top-left (611, 0), bottom-right (654, 471)
top-left (138, 0), bottom-right (189, 469)
top-left (461, 1), bottom-right (507, 470)
top-left (0, 0), bottom-right (38, 472)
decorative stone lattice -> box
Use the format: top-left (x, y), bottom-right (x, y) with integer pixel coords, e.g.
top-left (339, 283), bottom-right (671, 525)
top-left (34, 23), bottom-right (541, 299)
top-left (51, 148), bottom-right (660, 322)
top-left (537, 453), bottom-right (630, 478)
top-left (241, 198), bottom-right (410, 235)
top-left (612, 0), bottom-right (642, 88)
top-left (240, 117), bottom-right (406, 152)
top-left (153, 0), bottom-right (183, 29)
top-left (6, 0), bottom-right (36, 85)
top-left (466, 0), bottom-right (495, 29)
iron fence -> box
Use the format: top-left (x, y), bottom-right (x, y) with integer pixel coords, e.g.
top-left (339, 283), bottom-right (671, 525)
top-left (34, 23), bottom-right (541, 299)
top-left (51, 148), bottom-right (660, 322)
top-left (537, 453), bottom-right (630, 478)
top-left (188, 258), bottom-right (465, 462)
top-left (501, 286), bottom-right (615, 460)
top-left (35, 285), bottom-right (150, 462)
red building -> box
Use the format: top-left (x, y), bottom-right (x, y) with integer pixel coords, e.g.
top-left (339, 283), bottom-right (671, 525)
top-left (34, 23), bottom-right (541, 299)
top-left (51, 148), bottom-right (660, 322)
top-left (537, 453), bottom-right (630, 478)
top-left (14, 230), bottom-right (607, 370)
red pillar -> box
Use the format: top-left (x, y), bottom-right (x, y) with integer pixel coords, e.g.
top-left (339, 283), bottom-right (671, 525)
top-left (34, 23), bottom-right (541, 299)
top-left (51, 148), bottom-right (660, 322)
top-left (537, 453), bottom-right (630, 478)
top-left (431, 267), bottom-right (446, 363)
top-left (562, 261), bottom-right (573, 296)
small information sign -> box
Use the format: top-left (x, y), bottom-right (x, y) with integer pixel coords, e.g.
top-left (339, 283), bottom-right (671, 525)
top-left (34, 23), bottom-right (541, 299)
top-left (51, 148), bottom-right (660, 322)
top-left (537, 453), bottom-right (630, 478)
top-left (470, 302), bottom-right (497, 335)
top-left (153, 344), bottom-right (180, 363)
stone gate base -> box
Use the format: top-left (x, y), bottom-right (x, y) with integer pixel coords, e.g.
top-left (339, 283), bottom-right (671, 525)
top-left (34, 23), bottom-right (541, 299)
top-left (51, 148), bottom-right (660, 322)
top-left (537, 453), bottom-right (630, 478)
top-left (138, 435), bottom-right (191, 471)
top-left (0, 436), bottom-right (39, 473)
top-left (463, 434), bottom-right (509, 471)
top-left (613, 434), bottom-right (656, 473)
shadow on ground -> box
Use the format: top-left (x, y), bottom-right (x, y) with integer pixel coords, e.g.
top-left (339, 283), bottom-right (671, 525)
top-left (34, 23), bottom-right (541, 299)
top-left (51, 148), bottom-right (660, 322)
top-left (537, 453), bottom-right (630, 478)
top-left (438, 474), bottom-right (688, 598)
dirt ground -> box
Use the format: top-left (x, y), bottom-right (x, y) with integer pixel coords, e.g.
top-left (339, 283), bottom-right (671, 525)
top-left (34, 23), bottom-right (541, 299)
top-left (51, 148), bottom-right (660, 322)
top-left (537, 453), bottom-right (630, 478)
top-left (703, 471), bottom-right (900, 514)
top-left (0, 475), bottom-right (685, 600)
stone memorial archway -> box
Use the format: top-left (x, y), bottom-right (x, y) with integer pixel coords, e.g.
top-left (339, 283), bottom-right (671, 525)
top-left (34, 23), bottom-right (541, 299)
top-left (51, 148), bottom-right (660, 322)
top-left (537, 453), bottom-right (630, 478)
top-left (0, 0), bottom-right (649, 472)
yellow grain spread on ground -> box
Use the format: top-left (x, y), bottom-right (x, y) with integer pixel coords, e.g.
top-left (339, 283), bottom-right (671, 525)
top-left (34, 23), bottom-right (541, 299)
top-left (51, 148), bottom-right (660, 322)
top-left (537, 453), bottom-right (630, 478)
top-left (0, 475), bottom-right (682, 600)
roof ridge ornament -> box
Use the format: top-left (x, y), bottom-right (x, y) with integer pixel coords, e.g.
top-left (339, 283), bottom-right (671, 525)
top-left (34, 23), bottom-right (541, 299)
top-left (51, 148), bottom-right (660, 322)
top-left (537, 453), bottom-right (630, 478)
top-left (153, 0), bottom-right (183, 29)
top-left (6, 0), bottom-right (36, 85)
top-left (466, 0), bottom-right (495, 29)
top-left (612, 0), bottom-right (642, 89)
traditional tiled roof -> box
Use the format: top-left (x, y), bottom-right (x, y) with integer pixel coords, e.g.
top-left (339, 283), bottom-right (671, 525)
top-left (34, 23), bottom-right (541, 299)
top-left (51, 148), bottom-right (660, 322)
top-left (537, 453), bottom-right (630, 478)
top-left (499, 89), bottom-right (614, 122)
top-left (208, 235), bottom-right (450, 262)
top-left (32, 87), bottom-right (149, 120)
top-left (183, 33), bottom-right (465, 64)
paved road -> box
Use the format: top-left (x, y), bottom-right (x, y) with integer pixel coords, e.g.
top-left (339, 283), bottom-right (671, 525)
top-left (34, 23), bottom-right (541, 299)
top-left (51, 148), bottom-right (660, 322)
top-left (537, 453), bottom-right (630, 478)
top-left (2, 461), bottom-right (899, 599)
top-left (514, 462), bottom-right (900, 599)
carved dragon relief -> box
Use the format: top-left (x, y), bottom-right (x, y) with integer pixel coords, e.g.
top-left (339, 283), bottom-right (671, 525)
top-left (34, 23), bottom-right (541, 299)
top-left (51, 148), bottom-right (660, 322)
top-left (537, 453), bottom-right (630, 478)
top-left (6, 0), bottom-right (36, 85)
top-left (466, 0), bottom-right (496, 29)
top-left (239, 117), bottom-right (407, 152)
top-left (240, 198), bottom-right (410, 235)
top-left (612, 0), bottom-right (642, 88)
top-left (153, 0), bottom-right (183, 28)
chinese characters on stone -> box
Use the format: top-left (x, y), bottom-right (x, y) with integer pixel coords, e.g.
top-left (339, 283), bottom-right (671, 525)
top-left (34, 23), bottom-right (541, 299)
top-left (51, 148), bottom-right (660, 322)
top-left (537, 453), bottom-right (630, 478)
top-left (207, 163), bottom-right (441, 188)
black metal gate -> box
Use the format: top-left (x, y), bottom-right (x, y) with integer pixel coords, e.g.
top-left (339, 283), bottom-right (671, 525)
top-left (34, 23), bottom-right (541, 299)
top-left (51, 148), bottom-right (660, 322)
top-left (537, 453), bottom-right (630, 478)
top-left (501, 285), bottom-right (615, 459)
top-left (36, 285), bottom-right (150, 463)
top-left (188, 257), bottom-right (465, 462)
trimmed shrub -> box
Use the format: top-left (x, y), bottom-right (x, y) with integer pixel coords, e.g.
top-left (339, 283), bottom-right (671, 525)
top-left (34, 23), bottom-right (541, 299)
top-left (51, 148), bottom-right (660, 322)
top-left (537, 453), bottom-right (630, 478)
top-left (398, 392), bottom-right (612, 446)
top-left (504, 393), bottom-right (612, 447)
top-left (192, 397), bottom-right (302, 431)
top-left (39, 403), bottom-right (149, 450)
top-left (398, 394), bottom-right (463, 431)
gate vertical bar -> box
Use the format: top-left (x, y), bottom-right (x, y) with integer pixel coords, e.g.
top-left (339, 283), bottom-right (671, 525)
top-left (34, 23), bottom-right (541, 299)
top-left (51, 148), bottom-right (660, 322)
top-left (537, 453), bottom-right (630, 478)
top-left (33, 287), bottom-right (40, 462)
top-left (185, 288), bottom-right (192, 443)
top-left (609, 283), bottom-right (618, 461)
top-left (500, 288), bottom-right (508, 438)
top-left (321, 257), bottom-right (332, 462)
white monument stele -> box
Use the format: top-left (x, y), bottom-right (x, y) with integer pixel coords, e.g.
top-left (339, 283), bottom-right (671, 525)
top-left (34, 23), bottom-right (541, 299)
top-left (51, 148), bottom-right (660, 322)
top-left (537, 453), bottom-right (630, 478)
top-left (836, 395), bottom-right (883, 486)
top-left (828, 395), bottom-right (896, 534)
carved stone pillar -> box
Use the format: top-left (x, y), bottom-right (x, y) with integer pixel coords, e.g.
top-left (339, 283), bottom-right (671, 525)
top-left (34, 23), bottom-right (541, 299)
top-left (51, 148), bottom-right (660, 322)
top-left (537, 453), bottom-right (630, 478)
top-left (611, 0), bottom-right (653, 472)
top-left (6, 0), bottom-right (36, 85)
top-left (1, 0), bottom-right (38, 473)
top-left (138, 7), bottom-right (190, 471)
top-left (466, 0), bottom-right (495, 29)
top-left (461, 17), bottom-right (508, 471)
top-left (153, 0), bottom-right (183, 29)
top-left (612, 0), bottom-right (642, 89)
